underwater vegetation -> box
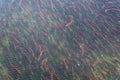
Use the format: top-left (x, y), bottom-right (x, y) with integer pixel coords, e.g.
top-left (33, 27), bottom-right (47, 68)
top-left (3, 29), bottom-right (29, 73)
top-left (0, 0), bottom-right (120, 80)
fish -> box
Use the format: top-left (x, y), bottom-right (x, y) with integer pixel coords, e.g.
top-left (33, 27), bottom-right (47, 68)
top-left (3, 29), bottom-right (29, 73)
top-left (65, 19), bottom-right (74, 27)
top-left (38, 50), bottom-right (43, 61)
